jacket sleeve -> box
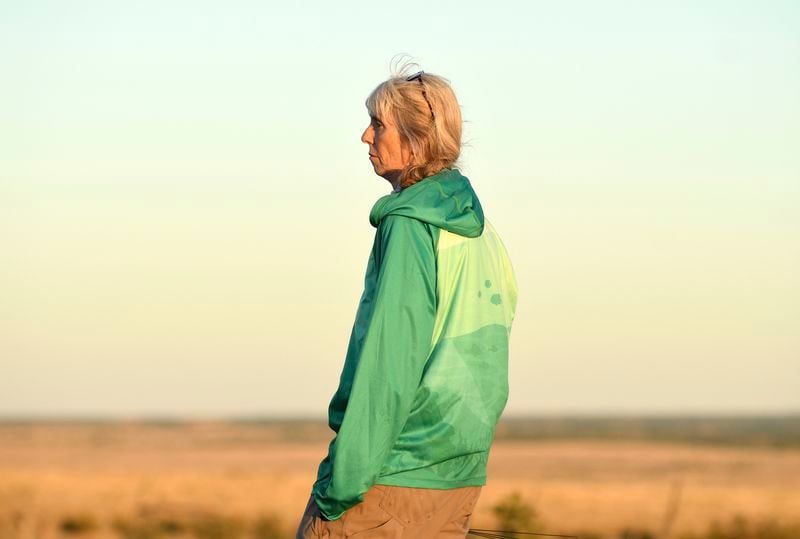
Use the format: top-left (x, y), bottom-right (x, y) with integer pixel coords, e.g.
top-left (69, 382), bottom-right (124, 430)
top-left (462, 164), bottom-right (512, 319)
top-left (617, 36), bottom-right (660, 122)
top-left (313, 214), bottom-right (438, 520)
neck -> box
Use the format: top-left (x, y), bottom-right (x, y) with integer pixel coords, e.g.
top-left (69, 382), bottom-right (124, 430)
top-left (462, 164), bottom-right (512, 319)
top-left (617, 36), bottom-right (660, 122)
top-left (383, 170), bottom-right (402, 192)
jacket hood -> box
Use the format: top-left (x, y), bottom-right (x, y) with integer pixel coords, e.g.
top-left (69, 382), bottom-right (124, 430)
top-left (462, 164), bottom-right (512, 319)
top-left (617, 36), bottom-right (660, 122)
top-left (369, 168), bottom-right (485, 237)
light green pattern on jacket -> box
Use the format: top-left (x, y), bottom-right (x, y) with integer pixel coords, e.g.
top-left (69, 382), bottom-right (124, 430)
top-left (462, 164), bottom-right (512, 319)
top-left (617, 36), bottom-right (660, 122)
top-left (432, 219), bottom-right (518, 347)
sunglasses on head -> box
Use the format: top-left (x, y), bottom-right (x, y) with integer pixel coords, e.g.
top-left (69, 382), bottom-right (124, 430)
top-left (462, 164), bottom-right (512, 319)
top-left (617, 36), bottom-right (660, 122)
top-left (406, 71), bottom-right (435, 121)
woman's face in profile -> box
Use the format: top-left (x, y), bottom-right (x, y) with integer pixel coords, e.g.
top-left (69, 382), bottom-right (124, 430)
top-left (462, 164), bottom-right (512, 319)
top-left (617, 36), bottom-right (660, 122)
top-left (360, 113), bottom-right (411, 182)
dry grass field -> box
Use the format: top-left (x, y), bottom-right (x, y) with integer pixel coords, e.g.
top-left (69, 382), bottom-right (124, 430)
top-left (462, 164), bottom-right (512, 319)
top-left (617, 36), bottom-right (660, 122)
top-left (0, 420), bottom-right (798, 539)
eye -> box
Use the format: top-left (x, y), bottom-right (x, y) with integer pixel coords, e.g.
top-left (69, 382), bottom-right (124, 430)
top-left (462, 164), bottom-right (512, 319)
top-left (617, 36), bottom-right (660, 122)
top-left (371, 117), bottom-right (383, 128)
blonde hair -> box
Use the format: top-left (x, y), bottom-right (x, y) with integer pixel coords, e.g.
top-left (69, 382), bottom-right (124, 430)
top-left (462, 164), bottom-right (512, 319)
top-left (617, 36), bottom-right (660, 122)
top-left (365, 60), bottom-right (463, 189)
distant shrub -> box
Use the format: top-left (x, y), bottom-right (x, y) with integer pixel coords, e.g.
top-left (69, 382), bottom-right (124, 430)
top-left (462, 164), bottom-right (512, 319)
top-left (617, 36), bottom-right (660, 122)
top-left (111, 515), bottom-right (165, 539)
top-left (156, 516), bottom-right (188, 535)
top-left (677, 513), bottom-right (800, 539)
top-left (112, 508), bottom-right (256, 539)
top-left (59, 513), bottom-right (98, 534)
top-left (491, 490), bottom-right (540, 532)
top-left (188, 513), bottom-right (246, 539)
top-left (251, 513), bottom-right (285, 539)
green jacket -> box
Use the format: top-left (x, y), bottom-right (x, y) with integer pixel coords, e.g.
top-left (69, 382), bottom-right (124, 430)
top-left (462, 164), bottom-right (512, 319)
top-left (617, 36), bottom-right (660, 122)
top-left (312, 167), bottom-right (518, 520)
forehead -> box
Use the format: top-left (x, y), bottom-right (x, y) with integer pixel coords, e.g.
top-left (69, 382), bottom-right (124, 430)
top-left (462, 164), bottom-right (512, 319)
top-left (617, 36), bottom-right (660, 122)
top-left (366, 83), bottom-right (395, 121)
top-left (367, 103), bottom-right (389, 121)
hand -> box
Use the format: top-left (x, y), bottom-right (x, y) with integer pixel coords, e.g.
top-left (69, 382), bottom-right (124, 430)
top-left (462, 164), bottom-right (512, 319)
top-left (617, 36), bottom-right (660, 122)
top-left (312, 497), bottom-right (333, 521)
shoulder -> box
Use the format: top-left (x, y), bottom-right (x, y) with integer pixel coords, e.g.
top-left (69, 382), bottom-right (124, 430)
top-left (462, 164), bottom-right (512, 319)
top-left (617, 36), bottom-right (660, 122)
top-left (375, 215), bottom-right (437, 256)
top-left (377, 214), bottom-right (430, 238)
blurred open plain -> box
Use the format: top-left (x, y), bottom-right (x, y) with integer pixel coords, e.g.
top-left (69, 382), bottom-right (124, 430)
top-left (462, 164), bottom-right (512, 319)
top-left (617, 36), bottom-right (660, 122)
top-left (1, 419), bottom-right (799, 539)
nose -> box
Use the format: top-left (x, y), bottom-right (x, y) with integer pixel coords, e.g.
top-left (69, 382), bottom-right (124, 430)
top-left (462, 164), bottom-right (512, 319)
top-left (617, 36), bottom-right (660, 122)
top-left (361, 124), bottom-right (373, 145)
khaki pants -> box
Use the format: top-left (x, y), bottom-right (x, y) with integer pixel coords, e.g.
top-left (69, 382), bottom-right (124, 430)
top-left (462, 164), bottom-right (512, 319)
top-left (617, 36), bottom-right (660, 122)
top-left (295, 483), bottom-right (481, 538)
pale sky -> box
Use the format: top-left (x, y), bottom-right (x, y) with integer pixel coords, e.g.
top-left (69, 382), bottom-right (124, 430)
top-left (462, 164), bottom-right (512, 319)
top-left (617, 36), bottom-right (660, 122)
top-left (1, 1), bottom-right (798, 419)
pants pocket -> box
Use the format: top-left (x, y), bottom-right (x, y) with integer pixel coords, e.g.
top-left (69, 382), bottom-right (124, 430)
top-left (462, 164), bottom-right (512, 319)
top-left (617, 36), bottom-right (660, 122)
top-left (345, 517), bottom-right (403, 538)
top-left (451, 486), bottom-right (482, 534)
top-left (342, 484), bottom-right (402, 537)
top-left (296, 494), bottom-right (338, 539)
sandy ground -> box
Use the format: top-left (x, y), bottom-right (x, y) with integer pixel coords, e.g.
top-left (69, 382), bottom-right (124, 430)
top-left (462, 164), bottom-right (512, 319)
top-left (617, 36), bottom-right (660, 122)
top-left (1, 422), bottom-right (798, 538)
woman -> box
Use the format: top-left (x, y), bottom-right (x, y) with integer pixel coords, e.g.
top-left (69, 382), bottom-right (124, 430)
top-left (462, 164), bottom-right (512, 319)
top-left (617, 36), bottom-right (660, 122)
top-left (296, 65), bottom-right (518, 539)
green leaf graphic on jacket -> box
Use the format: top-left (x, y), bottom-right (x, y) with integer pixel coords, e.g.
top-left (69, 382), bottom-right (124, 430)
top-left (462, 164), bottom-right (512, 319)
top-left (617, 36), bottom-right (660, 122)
top-left (312, 167), bottom-right (519, 520)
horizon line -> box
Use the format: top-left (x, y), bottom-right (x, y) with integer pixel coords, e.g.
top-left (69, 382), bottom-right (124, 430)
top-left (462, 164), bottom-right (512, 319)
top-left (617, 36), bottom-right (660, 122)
top-left (1, 409), bottom-right (798, 423)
